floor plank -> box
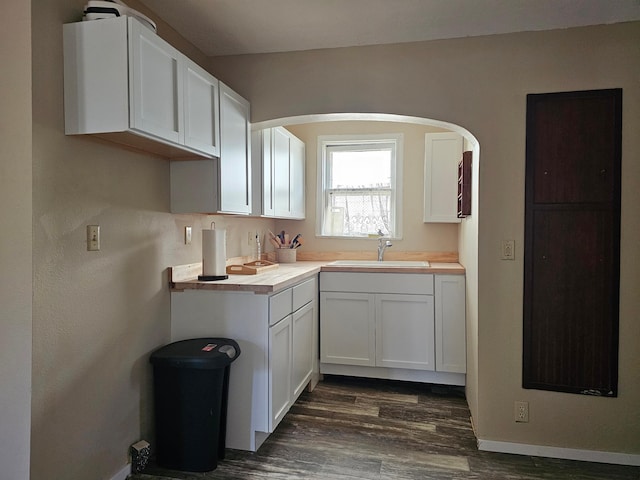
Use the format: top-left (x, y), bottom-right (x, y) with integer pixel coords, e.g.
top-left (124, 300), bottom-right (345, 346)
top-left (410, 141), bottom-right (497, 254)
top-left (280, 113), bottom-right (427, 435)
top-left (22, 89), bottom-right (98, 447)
top-left (131, 376), bottom-right (640, 480)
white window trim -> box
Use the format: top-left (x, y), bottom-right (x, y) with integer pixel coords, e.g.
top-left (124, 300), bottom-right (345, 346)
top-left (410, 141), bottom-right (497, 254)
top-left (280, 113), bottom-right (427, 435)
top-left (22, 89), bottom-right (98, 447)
top-left (316, 133), bottom-right (403, 239)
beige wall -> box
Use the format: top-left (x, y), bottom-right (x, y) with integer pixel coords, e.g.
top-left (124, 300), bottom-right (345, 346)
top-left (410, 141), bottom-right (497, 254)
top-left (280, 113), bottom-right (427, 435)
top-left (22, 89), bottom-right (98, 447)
top-left (210, 23), bottom-right (640, 455)
top-left (28, 1), bottom-right (274, 478)
top-left (274, 120), bottom-right (458, 255)
top-left (18, 3), bottom-right (640, 477)
top-left (0, 1), bottom-right (32, 478)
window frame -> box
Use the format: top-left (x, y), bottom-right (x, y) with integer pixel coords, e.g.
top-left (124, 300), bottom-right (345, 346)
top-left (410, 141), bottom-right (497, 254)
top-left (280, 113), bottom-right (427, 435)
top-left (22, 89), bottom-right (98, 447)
top-left (316, 133), bottom-right (403, 239)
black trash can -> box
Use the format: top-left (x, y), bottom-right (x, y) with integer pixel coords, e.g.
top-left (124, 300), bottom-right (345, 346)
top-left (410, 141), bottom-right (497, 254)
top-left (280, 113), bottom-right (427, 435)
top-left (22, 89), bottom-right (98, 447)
top-left (150, 338), bottom-right (240, 472)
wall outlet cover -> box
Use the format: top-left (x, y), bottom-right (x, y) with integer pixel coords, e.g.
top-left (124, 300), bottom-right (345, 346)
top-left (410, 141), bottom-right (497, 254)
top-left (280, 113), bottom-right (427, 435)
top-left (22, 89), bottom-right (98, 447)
top-left (501, 240), bottom-right (515, 260)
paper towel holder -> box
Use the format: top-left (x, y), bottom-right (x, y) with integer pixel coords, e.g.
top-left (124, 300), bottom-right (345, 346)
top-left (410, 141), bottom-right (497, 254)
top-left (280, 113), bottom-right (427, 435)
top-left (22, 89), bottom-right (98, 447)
top-left (198, 222), bottom-right (229, 282)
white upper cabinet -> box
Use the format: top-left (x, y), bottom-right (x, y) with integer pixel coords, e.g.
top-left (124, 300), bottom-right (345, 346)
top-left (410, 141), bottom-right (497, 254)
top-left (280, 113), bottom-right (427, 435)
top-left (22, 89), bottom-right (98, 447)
top-left (273, 127), bottom-right (292, 217)
top-left (252, 129), bottom-right (274, 216)
top-left (170, 83), bottom-right (251, 214)
top-left (252, 127), bottom-right (306, 219)
top-left (423, 132), bottom-right (463, 223)
top-left (64, 17), bottom-right (221, 159)
top-left (219, 82), bottom-right (252, 214)
top-left (183, 59), bottom-right (220, 158)
top-left (128, 17), bottom-right (184, 145)
top-left (289, 134), bottom-right (306, 219)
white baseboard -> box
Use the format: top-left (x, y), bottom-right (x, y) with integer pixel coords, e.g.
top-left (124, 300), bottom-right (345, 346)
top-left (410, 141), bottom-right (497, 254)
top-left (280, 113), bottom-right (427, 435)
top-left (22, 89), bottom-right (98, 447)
top-left (477, 439), bottom-right (640, 467)
top-left (110, 463), bottom-right (131, 480)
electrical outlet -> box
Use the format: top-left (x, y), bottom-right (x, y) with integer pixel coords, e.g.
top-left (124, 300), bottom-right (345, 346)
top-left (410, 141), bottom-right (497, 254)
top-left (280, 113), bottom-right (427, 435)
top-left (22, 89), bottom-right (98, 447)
top-left (501, 240), bottom-right (515, 260)
top-left (87, 225), bottom-right (100, 251)
top-left (515, 401), bottom-right (529, 423)
top-left (248, 231), bottom-right (254, 246)
top-left (184, 226), bottom-right (192, 245)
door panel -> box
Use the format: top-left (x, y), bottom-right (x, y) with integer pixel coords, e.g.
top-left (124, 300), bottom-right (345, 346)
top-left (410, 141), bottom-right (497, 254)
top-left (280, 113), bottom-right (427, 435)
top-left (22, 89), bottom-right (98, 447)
top-left (529, 93), bottom-right (619, 205)
top-left (523, 89), bottom-right (621, 396)
top-left (526, 208), bottom-right (616, 392)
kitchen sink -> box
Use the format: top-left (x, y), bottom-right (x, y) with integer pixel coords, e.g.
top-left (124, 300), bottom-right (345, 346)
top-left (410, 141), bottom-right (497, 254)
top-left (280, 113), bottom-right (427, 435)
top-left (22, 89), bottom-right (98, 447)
top-left (328, 260), bottom-right (430, 267)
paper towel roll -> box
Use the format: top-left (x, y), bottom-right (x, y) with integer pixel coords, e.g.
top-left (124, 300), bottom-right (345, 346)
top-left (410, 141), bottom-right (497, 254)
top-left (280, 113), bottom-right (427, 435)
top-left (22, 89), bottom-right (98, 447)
top-left (202, 229), bottom-right (226, 276)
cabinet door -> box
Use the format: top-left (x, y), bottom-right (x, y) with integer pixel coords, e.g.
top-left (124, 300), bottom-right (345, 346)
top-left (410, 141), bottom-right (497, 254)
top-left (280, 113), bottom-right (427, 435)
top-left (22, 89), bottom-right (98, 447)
top-left (424, 132), bottom-right (463, 223)
top-left (434, 275), bottom-right (466, 373)
top-left (289, 134), bottom-right (306, 219)
top-left (259, 129), bottom-right (275, 216)
top-left (269, 315), bottom-right (292, 432)
top-left (320, 292), bottom-right (375, 366)
top-left (273, 127), bottom-right (292, 217)
top-left (219, 82), bottom-right (251, 214)
top-left (292, 301), bottom-right (315, 400)
top-left (128, 18), bottom-right (183, 144)
top-left (184, 59), bottom-right (220, 157)
top-left (376, 294), bottom-right (435, 370)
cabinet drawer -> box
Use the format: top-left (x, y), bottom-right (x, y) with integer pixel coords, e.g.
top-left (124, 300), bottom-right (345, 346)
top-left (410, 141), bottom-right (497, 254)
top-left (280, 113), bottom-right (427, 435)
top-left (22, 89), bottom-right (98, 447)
top-left (292, 277), bottom-right (317, 311)
top-left (320, 272), bottom-right (433, 295)
top-left (269, 288), bottom-right (292, 326)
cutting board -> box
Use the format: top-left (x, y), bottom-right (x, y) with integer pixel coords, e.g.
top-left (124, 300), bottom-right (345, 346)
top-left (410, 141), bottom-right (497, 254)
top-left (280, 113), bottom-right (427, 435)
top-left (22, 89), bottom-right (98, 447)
top-left (226, 261), bottom-right (279, 275)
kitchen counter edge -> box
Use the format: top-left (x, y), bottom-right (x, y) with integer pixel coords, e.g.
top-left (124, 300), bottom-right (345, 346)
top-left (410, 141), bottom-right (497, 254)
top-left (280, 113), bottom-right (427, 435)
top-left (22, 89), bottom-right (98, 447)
top-left (171, 261), bottom-right (465, 295)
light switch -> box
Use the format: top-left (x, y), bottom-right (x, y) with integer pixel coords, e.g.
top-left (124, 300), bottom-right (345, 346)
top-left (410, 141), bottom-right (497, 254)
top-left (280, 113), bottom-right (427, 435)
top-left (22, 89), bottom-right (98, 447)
top-left (185, 226), bottom-right (192, 245)
top-left (87, 225), bottom-right (100, 251)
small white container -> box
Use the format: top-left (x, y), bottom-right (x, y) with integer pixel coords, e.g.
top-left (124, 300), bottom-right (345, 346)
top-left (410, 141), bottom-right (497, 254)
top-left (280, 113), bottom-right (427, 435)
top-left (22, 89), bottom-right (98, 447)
top-left (276, 248), bottom-right (296, 263)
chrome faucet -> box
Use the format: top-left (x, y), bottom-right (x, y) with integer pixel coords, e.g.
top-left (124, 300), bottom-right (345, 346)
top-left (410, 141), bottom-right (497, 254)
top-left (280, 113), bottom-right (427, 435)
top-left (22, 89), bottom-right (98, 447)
top-left (377, 230), bottom-right (392, 261)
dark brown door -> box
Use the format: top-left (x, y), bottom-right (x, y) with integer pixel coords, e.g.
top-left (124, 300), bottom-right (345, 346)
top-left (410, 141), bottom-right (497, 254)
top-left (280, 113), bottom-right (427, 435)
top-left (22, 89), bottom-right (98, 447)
top-left (523, 89), bottom-right (621, 396)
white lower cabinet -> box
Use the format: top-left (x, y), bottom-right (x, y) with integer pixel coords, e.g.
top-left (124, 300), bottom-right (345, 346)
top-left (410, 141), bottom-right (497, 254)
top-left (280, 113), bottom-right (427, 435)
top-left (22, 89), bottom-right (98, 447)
top-left (320, 292), bottom-right (434, 371)
top-left (170, 275), bottom-right (317, 452)
top-left (435, 274), bottom-right (466, 373)
top-left (269, 314), bottom-right (292, 430)
top-left (268, 280), bottom-right (316, 431)
top-left (320, 272), bottom-right (465, 385)
top-left (376, 294), bottom-right (435, 370)
top-left (320, 292), bottom-right (375, 366)
top-left (292, 301), bottom-right (315, 398)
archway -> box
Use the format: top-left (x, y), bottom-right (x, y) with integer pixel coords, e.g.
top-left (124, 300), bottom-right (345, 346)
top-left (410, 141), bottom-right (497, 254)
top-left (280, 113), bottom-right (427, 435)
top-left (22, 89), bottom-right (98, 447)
top-left (254, 112), bottom-right (480, 419)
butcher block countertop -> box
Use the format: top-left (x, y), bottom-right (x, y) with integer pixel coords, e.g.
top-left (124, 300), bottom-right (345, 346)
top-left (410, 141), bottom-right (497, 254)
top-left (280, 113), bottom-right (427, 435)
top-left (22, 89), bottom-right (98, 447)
top-left (170, 259), bottom-right (465, 295)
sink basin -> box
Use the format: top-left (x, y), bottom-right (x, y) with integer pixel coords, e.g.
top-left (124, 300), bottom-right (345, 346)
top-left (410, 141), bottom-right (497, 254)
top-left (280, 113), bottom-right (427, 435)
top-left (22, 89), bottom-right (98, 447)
top-left (328, 260), bottom-right (430, 268)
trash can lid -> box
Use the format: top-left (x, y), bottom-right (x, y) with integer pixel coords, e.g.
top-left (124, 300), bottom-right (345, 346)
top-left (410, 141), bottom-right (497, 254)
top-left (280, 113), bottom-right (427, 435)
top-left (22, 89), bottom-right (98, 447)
top-left (150, 338), bottom-right (240, 369)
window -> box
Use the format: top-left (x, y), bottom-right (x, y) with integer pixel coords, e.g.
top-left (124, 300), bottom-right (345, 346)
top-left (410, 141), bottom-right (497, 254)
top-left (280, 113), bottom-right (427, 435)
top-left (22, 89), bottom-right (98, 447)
top-left (317, 134), bottom-right (402, 238)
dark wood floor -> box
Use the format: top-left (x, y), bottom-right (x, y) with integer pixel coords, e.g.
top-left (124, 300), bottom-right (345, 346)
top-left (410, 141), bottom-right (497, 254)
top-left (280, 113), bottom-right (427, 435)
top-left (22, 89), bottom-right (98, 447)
top-left (131, 376), bottom-right (639, 480)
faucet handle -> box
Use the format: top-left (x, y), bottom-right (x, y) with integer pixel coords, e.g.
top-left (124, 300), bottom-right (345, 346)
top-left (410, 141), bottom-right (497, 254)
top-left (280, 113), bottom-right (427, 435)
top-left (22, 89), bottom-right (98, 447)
top-left (377, 228), bottom-right (385, 237)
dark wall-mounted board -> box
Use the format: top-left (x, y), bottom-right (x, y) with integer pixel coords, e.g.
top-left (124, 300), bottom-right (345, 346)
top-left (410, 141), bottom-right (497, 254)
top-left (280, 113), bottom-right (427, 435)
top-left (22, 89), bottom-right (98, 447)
top-left (523, 88), bottom-right (621, 397)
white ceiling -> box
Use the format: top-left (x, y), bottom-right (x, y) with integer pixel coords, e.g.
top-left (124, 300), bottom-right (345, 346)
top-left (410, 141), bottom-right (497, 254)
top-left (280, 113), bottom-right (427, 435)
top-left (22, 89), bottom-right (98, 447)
top-left (138, 0), bottom-right (640, 57)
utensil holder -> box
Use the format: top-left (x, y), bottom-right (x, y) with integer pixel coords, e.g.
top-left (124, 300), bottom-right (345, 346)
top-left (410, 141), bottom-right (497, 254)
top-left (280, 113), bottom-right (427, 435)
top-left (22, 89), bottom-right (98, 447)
top-left (276, 248), bottom-right (296, 263)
